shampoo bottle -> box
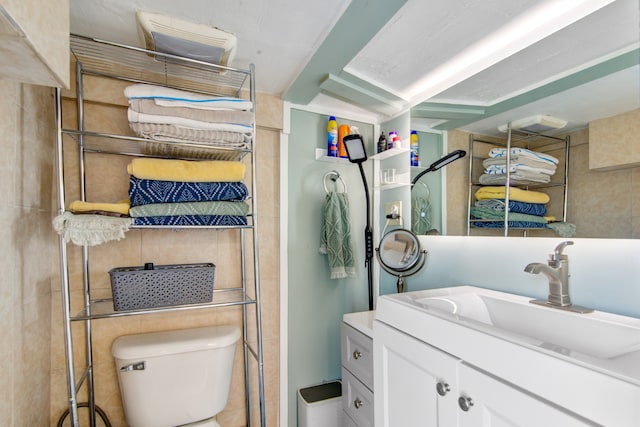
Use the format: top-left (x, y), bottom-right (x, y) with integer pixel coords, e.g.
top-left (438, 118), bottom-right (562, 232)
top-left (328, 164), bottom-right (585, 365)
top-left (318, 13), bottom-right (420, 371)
top-left (327, 116), bottom-right (338, 157)
top-left (388, 131), bottom-right (398, 149)
top-left (377, 131), bottom-right (388, 153)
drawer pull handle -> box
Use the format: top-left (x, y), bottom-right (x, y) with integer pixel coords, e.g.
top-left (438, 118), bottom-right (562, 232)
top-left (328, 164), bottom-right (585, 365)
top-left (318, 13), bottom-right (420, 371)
top-left (436, 382), bottom-right (450, 396)
top-left (353, 350), bottom-right (363, 360)
top-left (354, 398), bottom-right (364, 409)
top-left (458, 396), bottom-right (474, 412)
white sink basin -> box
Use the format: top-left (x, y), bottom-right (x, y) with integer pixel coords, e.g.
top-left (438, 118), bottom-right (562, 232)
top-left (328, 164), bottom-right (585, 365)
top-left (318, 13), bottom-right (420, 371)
top-left (375, 285), bottom-right (640, 427)
top-left (414, 288), bottom-right (640, 359)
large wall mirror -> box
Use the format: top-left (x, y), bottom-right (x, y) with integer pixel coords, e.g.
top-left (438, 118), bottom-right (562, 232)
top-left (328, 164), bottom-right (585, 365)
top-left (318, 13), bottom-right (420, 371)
top-left (407, 1), bottom-right (639, 239)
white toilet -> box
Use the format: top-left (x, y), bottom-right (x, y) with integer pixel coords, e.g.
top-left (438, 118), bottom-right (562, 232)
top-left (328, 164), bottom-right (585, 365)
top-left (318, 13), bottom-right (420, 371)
top-left (112, 325), bottom-right (241, 427)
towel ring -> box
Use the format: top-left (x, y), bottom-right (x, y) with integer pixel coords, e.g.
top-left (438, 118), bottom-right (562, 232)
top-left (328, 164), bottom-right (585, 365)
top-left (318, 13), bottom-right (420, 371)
top-left (323, 170), bottom-right (347, 194)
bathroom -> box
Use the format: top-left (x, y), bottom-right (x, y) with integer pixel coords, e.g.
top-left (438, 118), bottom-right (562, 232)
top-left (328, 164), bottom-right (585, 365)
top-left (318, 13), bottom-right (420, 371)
top-left (1, 0), bottom-right (638, 426)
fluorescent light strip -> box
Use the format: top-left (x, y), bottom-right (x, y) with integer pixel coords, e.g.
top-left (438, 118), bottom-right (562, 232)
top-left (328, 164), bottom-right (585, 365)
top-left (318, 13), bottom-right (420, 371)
top-left (404, 0), bottom-right (617, 106)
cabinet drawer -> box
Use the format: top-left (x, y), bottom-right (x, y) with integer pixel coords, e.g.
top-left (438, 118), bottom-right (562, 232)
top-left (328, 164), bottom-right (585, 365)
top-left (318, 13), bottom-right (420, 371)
top-left (343, 410), bottom-right (360, 427)
top-left (341, 323), bottom-right (373, 390)
top-left (342, 368), bottom-right (374, 427)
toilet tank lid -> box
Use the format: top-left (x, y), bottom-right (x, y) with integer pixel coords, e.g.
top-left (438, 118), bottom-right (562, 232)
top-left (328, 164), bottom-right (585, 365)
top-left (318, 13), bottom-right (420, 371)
top-left (112, 325), bottom-right (241, 359)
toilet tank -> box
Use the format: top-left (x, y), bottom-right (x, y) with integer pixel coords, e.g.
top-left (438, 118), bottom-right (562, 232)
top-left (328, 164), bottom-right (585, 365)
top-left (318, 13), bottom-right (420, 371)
top-left (112, 325), bottom-right (241, 427)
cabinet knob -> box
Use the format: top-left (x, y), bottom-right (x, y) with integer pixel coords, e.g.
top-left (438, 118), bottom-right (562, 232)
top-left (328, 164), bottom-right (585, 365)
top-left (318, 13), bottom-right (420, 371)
top-left (458, 396), bottom-right (474, 412)
top-left (436, 382), bottom-right (450, 396)
top-left (354, 398), bottom-right (364, 409)
top-left (353, 350), bottom-right (362, 360)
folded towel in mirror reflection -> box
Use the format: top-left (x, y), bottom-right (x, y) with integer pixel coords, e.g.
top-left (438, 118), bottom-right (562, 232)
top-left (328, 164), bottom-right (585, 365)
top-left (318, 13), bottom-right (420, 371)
top-left (475, 199), bottom-right (547, 216)
top-left (488, 147), bottom-right (558, 165)
top-left (482, 156), bottom-right (557, 171)
top-left (475, 186), bottom-right (550, 204)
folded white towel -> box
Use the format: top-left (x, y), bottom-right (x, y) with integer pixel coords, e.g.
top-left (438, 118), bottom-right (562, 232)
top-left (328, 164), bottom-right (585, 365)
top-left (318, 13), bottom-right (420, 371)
top-left (485, 164), bottom-right (556, 176)
top-left (483, 156), bottom-right (557, 171)
top-left (128, 109), bottom-right (254, 135)
top-left (488, 147), bottom-right (558, 165)
top-left (124, 84), bottom-right (253, 111)
top-left (129, 98), bottom-right (254, 125)
top-left (479, 172), bottom-right (551, 185)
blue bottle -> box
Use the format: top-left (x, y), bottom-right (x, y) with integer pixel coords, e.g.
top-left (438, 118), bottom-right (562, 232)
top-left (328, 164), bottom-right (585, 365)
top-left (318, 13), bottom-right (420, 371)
top-left (327, 116), bottom-right (338, 157)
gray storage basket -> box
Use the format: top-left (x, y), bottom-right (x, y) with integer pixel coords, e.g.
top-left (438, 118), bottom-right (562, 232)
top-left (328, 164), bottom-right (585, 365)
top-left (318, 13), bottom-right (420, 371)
top-left (109, 262), bottom-right (215, 311)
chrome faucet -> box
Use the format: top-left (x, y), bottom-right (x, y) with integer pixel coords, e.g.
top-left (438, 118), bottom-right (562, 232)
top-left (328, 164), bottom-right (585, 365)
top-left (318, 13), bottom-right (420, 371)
top-left (524, 241), bottom-right (593, 313)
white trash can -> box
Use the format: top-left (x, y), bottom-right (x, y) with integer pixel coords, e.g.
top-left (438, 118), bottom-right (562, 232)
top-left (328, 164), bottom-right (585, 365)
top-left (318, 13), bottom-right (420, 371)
top-left (297, 381), bottom-right (342, 427)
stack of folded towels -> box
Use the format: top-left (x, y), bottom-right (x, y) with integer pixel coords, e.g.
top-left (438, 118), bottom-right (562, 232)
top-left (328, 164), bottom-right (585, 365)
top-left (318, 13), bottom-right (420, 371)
top-left (471, 146), bottom-right (566, 231)
top-left (127, 157), bottom-right (250, 226)
top-left (124, 83), bottom-right (254, 151)
top-left (123, 83), bottom-right (253, 226)
top-left (479, 147), bottom-right (558, 185)
top-left (471, 186), bottom-right (552, 230)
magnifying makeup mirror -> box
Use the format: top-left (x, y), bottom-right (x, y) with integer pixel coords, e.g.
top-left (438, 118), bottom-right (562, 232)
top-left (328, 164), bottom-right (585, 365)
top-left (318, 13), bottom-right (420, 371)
top-left (376, 228), bottom-right (427, 293)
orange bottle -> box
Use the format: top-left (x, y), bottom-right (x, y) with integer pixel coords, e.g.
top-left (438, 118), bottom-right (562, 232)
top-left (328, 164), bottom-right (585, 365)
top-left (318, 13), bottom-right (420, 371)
top-left (338, 124), bottom-right (350, 158)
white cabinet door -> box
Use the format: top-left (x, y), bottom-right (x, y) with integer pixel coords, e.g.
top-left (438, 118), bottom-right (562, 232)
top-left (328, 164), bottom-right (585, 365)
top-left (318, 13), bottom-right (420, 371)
top-left (457, 363), bottom-right (597, 427)
top-left (374, 321), bottom-right (459, 427)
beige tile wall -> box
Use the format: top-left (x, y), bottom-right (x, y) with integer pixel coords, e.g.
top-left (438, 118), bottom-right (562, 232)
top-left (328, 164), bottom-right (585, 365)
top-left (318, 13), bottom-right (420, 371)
top-left (49, 76), bottom-right (282, 426)
top-left (447, 121), bottom-right (640, 239)
top-left (589, 109), bottom-right (640, 170)
top-left (0, 80), bottom-right (55, 426)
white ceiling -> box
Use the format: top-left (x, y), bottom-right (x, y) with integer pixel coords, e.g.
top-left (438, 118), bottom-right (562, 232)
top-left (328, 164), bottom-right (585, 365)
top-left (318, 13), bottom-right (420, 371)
top-left (70, 0), bottom-right (639, 136)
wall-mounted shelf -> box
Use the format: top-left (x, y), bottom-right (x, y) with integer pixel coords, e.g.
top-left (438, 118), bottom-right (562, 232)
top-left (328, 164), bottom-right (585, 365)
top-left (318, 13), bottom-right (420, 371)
top-left (371, 147), bottom-right (409, 161)
top-left (315, 148), bottom-right (350, 163)
top-left (375, 171), bottom-right (411, 190)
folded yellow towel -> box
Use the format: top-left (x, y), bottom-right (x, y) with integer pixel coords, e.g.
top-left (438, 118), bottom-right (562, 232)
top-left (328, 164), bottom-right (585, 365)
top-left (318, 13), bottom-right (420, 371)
top-left (475, 186), bottom-right (550, 204)
top-left (69, 199), bottom-right (131, 216)
top-left (127, 158), bottom-right (246, 182)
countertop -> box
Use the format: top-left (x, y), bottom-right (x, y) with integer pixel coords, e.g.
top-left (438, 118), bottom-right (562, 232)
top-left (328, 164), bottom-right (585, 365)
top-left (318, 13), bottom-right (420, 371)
top-left (343, 310), bottom-right (376, 337)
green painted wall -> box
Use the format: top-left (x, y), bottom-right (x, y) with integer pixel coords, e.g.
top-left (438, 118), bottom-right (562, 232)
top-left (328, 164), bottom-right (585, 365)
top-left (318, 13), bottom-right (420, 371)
top-left (287, 109), bottom-right (374, 426)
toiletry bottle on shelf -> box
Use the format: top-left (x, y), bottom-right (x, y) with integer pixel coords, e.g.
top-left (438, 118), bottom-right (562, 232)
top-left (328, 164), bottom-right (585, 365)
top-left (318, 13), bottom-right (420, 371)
top-left (377, 131), bottom-right (388, 153)
top-left (410, 130), bottom-right (420, 166)
top-left (392, 131), bottom-right (401, 149)
top-left (327, 116), bottom-right (338, 157)
top-left (388, 131), bottom-right (397, 149)
top-left (338, 124), bottom-right (350, 158)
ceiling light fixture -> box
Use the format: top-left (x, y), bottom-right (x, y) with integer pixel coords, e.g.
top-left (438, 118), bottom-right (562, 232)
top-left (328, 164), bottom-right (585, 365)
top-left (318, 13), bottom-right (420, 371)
top-left (498, 115), bottom-right (567, 133)
top-left (136, 11), bottom-right (237, 67)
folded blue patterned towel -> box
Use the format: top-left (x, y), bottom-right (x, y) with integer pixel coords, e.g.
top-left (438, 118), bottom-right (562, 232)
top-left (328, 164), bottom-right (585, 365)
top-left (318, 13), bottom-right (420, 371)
top-left (475, 198), bottom-right (547, 216)
top-left (471, 221), bottom-right (548, 229)
top-left (133, 215), bottom-right (248, 226)
top-left (129, 176), bottom-right (248, 206)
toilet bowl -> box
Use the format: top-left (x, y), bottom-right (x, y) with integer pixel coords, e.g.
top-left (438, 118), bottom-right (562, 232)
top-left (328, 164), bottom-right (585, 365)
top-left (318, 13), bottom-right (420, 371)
top-left (112, 325), bottom-right (241, 427)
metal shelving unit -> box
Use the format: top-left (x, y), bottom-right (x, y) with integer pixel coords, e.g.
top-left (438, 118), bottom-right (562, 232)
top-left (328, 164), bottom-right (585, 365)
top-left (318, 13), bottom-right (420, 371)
top-left (54, 35), bottom-right (265, 426)
top-left (467, 125), bottom-right (570, 236)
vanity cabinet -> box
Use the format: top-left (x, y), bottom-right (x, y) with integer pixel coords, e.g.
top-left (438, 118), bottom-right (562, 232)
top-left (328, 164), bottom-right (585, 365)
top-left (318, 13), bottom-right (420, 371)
top-left (374, 321), bottom-right (459, 426)
top-left (457, 363), bottom-right (593, 426)
top-left (374, 321), bottom-right (594, 427)
top-left (341, 312), bottom-right (375, 426)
